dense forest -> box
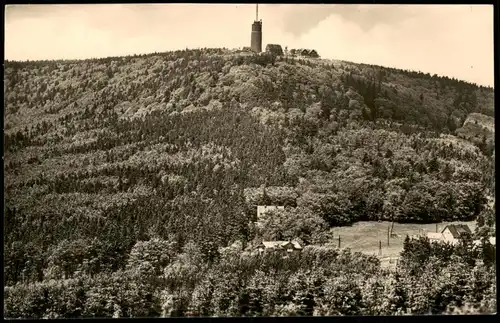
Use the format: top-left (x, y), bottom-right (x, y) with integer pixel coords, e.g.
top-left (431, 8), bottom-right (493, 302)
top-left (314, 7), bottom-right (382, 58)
top-left (3, 48), bottom-right (496, 317)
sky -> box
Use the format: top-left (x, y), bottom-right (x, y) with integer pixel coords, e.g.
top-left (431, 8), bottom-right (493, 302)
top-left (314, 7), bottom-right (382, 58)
top-left (4, 4), bottom-right (495, 87)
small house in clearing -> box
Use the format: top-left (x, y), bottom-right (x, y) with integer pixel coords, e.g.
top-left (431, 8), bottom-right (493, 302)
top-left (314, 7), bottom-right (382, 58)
top-left (426, 224), bottom-right (473, 245)
top-left (442, 224), bottom-right (472, 241)
top-left (256, 240), bottom-right (303, 254)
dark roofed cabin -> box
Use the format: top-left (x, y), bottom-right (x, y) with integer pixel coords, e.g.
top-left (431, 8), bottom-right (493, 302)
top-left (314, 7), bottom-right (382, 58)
top-left (441, 224), bottom-right (473, 245)
top-left (257, 240), bottom-right (303, 254)
top-left (265, 44), bottom-right (284, 56)
top-left (300, 49), bottom-right (310, 56)
top-left (442, 224), bottom-right (472, 239)
top-left (308, 49), bottom-right (319, 58)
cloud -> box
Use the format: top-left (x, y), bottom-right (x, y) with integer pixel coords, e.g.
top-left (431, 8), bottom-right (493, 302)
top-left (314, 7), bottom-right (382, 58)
top-left (279, 4), bottom-right (420, 38)
top-left (285, 4), bottom-right (493, 86)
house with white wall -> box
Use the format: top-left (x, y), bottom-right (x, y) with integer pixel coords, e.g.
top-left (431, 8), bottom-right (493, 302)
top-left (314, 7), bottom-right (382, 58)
top-left (426, 224), bottom-right (473, 245)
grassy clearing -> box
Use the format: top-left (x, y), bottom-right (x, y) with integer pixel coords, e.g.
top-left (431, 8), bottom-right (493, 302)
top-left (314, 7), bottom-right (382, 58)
top-left (328, 220), bottom-right (477, 261)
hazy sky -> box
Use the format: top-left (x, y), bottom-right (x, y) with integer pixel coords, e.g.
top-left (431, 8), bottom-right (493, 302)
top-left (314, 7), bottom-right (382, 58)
top-left (5, 4), bottom-right (494, 86)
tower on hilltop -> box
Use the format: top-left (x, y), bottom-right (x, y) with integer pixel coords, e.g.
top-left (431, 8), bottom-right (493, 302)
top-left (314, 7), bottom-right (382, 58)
top-left (250, 4), bottom-right (262, 53)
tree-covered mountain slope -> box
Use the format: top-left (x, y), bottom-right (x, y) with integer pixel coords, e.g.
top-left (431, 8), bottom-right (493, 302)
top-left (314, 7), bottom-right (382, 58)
top-left (3, 48), bottom-right (495, 286)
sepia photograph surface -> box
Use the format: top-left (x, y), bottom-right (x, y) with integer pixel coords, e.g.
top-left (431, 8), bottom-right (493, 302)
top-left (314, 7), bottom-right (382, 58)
top-left (3, 3), bottom-right (496, 318)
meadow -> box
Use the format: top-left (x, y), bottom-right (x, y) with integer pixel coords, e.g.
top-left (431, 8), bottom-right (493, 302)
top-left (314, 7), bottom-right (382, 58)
top-left (329, 220), bottom-right (477, 268)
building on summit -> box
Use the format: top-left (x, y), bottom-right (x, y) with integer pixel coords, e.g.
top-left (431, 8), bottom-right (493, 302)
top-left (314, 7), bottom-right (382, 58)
top-left (250, 4), bottom-right (262, 53)
top-left (265, 44), bottom-right (284, 56)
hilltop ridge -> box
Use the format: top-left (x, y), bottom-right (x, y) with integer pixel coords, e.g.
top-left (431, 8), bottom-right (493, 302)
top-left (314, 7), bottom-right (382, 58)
top-left (3, 48), bottom-right (495, 287)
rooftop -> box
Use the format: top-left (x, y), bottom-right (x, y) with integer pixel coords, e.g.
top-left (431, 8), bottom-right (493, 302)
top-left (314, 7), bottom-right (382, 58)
top-left (443, 224), bottom-right (472, 238)
top-left (260, 240), bottom-right (303, 250)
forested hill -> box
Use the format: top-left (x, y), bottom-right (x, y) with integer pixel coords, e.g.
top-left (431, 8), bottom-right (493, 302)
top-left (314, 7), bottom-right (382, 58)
top-left (3, 48), bottom-right (495, 286)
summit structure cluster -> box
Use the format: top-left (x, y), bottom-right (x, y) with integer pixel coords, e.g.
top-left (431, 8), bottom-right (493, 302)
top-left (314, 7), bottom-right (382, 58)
top-left (247, 4), bottom-right (319, 59)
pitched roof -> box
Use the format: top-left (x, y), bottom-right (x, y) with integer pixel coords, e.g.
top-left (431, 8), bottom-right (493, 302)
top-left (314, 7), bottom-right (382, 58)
top-left (260, 240), bottom-right (302, 249)
top-left (290, 240), bottom-right (303, 249)
top-left (442, 224), bottom-right (472, 238)
top-left (261, 241), bottom-right (287, 249)
top-left (265, 44), bottom-right (284, 54)
top-left (308, 50), bottom-right (319, 58)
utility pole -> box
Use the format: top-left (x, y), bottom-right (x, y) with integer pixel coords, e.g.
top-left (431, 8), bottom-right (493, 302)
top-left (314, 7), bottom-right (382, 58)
top-left (387, 226), bottom-right (390, 246)
top-left (256, 4), bottom-right (258, 21)
top-left (338, 235), bottom-right (341, 248)
top-left (378, 240), bottom-right (382, 256)
top-left (436, 223), bottom-right (438, 233)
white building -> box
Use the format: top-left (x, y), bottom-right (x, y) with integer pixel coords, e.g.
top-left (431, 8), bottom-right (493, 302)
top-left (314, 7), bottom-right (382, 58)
top-left (256, 240), bottom-right (303, 254)
top-left (426, 224), bottom-right (473, 245)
